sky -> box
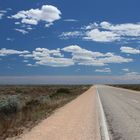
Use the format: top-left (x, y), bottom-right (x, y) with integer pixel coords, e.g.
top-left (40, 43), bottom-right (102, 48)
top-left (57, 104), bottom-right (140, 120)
top-left (0, 0), bottom-right (140, 84)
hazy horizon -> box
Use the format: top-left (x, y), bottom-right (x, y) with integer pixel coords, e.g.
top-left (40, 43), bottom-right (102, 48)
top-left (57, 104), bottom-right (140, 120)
top-left (0, 75), bottom-right (140, 85)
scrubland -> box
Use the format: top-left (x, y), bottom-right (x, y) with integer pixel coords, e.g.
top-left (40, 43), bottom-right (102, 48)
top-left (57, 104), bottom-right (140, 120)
top-left (111, 84), bottom-right (140, 91)
top-left (0, 85), bottom-right (90, 140)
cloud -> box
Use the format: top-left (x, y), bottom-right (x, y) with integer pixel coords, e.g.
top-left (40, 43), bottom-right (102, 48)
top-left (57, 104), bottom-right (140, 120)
top-left (95, 68), bottom-right (111, 73)
top-left (122, 68), bottom-right (140, 76)
top-left (26, 63), bottom-right (36, 67)
top-left (23, 60), bottom-right (29, 63)
top-left (45, 22), bottom-right (53, 28)
top-left (21, 18), bottom-right (38, 25)
top-left (62, 45), bottom-right (106, 58)
top-left (122, 68), bottom-right (129, 72)
top-left (82, 23), bottom-right (98, 30)
top-left (15, 22), bottom-right (20, 25)
top-left (125, 72), bottom-right (139, 76)
top-left (35, 57), bottom-right (74, 67)
top-left (62, 45), bottom-right (132, 66)
top-left (59, 31), bottom-right (82, 39)
top-left (6, 38), bottom-right (14, 41)
top-left (34, 47), bottom-right (64, 57)
top-left (84, 21), bottom-right (140, 42)
top-left (14, 29), bottom-right (28, 34)
top-left (6, 8), bottom-right (12, 11)
top-left (0, 13), bottom-right (4, 19)
top-left (100, 21), bottom-right (140, 37)
top-left (26, 26), bottom-right (33, 30)
top-left (120, 46), bottom-right (140, 54)
top-left (84, 29), bottom-right (120, 42)
top-left (97, 55), bottom-right (132, 64)
top-left (0, 45), bottom-right (133, 67)
top-left (61, 21), bottom-right (140, 42)
top-left (0, 48), bottom-right (29, 56)
top-left (0, 10), bottom-right (7, 19)
top-left (11, 4), bottom-right (61, 27)
top-left (63, 19), bottom-right (78, 22)
top-left (22, 47), bottom-right (74, 67)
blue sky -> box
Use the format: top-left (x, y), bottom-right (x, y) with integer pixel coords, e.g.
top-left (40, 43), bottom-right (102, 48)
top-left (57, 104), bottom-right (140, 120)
top-left (0, 0), bottom-right (140, 84)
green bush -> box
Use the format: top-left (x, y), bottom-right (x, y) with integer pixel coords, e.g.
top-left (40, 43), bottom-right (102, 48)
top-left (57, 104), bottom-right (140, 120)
top-left (0, 95), bottom-right (22, 115)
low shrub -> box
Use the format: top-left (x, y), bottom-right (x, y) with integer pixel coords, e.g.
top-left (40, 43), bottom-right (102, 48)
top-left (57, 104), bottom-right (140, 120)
top-left (0, 95), bottom-right (22, 115)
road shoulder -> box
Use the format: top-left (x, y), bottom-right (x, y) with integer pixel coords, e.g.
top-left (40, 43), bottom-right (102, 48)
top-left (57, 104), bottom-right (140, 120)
top-left (16, 86), bottom-right (101, 140)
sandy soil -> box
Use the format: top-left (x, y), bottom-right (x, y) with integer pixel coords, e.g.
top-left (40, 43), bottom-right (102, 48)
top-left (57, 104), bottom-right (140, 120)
top-left (17, 86), bottom-right (100, 140)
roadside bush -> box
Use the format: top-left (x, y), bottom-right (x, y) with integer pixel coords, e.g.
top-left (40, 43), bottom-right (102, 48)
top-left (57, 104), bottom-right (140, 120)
top-left (0, 95), bottom-right (22, 115)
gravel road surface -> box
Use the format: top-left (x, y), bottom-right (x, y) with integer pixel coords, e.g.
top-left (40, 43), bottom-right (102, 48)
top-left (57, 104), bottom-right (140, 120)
top-left (17, 86), bottom-right (100, 140)
top-left (97, 85), bottom-right (140, 140)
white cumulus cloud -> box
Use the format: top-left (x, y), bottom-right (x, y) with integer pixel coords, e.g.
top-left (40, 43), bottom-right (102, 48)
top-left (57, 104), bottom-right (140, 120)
top-left (21, 47), bottom-right (74, 67)
top-left (11, 4), bottom-right (61, 27)
top-left (84, 21), bottom-right (140, 42)
top-left (62, 45), bottom-right (132, 66)
top-left (0, 48), bottom-right (29, 56)
top-left (100, 21), bottom-right (140, 37)
top-left (84, 29), bottom-right (120, 42)
top-left (120, 46), bottom-right (140, 54)
top-left (61, 21), bottom-right (140, 43)
top-left (0, 45), bottom-right (133, 67)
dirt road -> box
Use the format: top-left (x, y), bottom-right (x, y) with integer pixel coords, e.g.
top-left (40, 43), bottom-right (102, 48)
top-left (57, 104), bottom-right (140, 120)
top-left (17, 86), bottom-right (100, 140)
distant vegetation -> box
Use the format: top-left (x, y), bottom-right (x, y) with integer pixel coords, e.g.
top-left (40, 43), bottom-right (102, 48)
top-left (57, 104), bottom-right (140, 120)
top-left (0, 85), bottom-right (90, 140)
top-left (111, 84), bottom-right (140, 91)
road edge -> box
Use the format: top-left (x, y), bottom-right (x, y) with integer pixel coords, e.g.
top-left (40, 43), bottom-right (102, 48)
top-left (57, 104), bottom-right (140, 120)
top-left (96, 86), bottom-right (110, 140)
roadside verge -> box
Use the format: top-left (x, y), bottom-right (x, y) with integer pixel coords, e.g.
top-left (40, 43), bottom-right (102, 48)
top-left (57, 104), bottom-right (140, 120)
top-left (16, 86), bottom-right (101, 140)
